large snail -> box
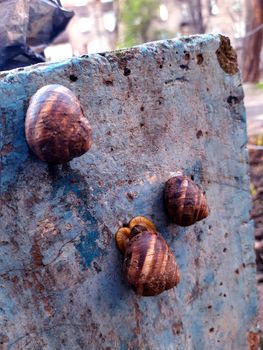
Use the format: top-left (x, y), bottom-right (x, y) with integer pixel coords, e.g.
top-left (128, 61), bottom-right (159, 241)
top-left (164, 175), bottom-right (209, 226)
top-left (115, 216), bottom-right (180, 296)
top-left (25, 84), bottom-right (92, 164)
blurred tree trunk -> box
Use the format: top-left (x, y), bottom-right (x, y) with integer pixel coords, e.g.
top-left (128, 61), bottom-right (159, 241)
top-left (242, 0), bottom-right (263, 83)
top-left (186, 0), bottom-right (206, 34)
top-left (113, 0), bottom-right (120, 48)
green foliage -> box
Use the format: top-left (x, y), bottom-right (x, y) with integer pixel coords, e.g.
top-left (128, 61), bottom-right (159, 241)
top-left (119, 0), bottom-right (161, 48)
top-left (257, 82), bottom-right (263, 90)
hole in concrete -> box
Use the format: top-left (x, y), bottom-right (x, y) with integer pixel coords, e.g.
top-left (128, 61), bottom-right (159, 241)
top-left (227, 95), bottom-right (239, 105)
top-left (235, 269), bottom-right (239, 275)
top-left (208, 305), bottom-right (212, 309)
top-left (196, 130), bottom-right (203, 139)
top-left (93, 261), bottom-right (102, 273)
top-left (159, 64), bottom-right (163, 69)
top-left (140, 123), bottom-right (145, 128)
top-left (124, 67), bottom-right (131, 76)
top-left (184, 53), bottom-right (190, 60)
top-left (209, 328), bottom-right (214, 333)
top-left (69, 74), bottom-right (78, 82)
top-left (140, 106), bottom-right (144, 111)
top-left (196, 54), bottom-right (204, 65)
top-left (224, 232), bottom-right (229, 238)
top-left (191, 175), bottom-right (194, 181)
top-left (103, 79), bottom-right (113, 86)
top-left (180, 64), bottom-right (189, 70)
top-left (223, 248), bottom-right (227, 253)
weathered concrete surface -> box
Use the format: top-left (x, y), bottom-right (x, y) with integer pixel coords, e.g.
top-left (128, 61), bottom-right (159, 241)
top-left (0, 35), bottom-right (257, 349)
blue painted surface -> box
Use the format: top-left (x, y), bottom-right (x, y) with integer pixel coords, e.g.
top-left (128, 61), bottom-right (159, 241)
top-left (76, 231), bottom-right (101, 268)
top-left (0, 35), bottom-right (257, 349)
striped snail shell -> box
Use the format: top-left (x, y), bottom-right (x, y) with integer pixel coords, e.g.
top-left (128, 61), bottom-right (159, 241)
top-left (164, 175), bottom-right (209, 226)
top-left (25, 84), bottom-right (92, 164)
top-left (115, 217), bottom-right (180, 296)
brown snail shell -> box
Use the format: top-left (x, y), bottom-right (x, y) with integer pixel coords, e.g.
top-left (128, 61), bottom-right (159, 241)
top-left (25, 84), bottom-right (92, 164)
top-left (115, 217), bottom-right (180, 296)
top-left (124, 230), bottom-right (180, 296)
top-left (164, 175), bottom-right (209, 226)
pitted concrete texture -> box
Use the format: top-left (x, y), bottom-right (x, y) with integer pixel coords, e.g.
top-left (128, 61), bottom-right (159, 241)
top-left (0, 34), bottom-right (258, 349)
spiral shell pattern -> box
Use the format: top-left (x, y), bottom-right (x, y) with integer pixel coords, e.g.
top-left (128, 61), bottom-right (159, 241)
top-left (25, 84), bottom-right (92, 164)
top-left (164, 175), bottom-right (209, 226)
top-left (124, 231), bottom-right (180, 296)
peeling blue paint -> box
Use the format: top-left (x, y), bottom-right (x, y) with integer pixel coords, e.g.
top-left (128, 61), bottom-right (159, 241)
top-left (47, 171), bottom-right (102, 267)
top-left (75, 230), bottom-right (101, 268)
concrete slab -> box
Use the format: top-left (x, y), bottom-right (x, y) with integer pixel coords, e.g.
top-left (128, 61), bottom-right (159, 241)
top-left (0, 34), bottom-right (258, 349)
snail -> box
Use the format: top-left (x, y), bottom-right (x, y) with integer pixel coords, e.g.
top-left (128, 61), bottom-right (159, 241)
top-left (115, 216), bottom-right (156, 252)
top-left (164, 175), bottom-right (209, 226)
top-left (25, 84), bottom-right (92, 164)
top-left (115, 216), bottom-right (180, 296)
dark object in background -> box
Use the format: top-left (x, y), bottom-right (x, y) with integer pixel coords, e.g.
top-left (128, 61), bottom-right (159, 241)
top-left (0, 0), bottom-right (74, 71)
top-left (250, 149), bottom-right (263, 274)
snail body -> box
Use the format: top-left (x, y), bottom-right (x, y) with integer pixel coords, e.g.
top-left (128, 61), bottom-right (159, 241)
top-left (116, 217), bottom-right (180, 296)
top-left (164, 175), bottom-right (209, 226)
top-left (25, 84), bottom-right (92, 164)
top-left (115, 216), bottom-right (156, 253)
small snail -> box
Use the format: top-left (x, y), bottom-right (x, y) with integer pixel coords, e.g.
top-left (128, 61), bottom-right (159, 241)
top-left (164, 175), bottom-right (209, 226)
top-left (115, 216), bottom-right (180, 296)
top-left (25, 84), bottom-right (92, 164)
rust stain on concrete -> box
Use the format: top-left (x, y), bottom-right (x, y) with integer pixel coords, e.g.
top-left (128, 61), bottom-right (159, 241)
top-left (216, 35), bottom-right (239, 75)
